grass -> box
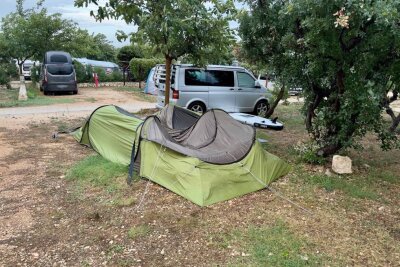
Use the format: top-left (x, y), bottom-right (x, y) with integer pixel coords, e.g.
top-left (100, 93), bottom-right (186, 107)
top-left (218, 220), bottom-right (330, 267)
top-left (113, 86), bottom-right (157, 102)
top-left (113, 196), bottom-right (136, 207)
top-left (306, 174), bottom-right (380, 200)
top-left (0, 84), bottom-right (75, 108)
top-left (127, 225), bottom-right (151, 239)
top-left (59, 100), bottom-right (399, 266)
top-left (66, 155), bottom-right (128, 191)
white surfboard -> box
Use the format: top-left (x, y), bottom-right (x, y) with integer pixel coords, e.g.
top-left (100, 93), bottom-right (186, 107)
top-left (229, 113), bottom-right (284, 130)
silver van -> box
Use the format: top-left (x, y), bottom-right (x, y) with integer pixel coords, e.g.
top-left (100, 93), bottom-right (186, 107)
top-left (156, 64), bottom-right (272, 115)
top-left (40, 51), bottom-right (78, 95)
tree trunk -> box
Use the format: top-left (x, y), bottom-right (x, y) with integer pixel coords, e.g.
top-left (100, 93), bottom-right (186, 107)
top-left (123, 67), bottom-right (126, 86)
top-left (316, 143), bottom-right (343, 157)
top-left (18, 63), bottom-right (23, 76)
top-left (139, 81), bottom-right (141, 89)
top-left (264, 83), bottom-right (285, 118)
top-left (389, 114), bottom-right (400, 132)
top-left (164, 56), bottom-right (172, 105)
top-left (305, 93), bottom-right (322, 133)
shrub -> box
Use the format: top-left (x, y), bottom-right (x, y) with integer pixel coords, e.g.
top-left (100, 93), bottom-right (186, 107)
top-left (94, 66), bottom-right (107, 82)
top-left (129, 58), bottom-right (163, 86)
top-left (30, 65), bottom-right (40, 83)
top-left (109, 70), bottom-right (123, 82)
top-left (0, 62), bottom-right (19, 87)
top-left (73, 60), bottom-right (88, 83)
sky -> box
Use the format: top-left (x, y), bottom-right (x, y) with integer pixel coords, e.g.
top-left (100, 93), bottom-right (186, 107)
top-left (0, 0), bottom-right (241, 48)
top-left (0, 0), bottom-right (132, 47)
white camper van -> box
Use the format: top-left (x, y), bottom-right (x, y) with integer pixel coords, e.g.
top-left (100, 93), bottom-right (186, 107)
top-left (155, 64), bottom-right (272, 115)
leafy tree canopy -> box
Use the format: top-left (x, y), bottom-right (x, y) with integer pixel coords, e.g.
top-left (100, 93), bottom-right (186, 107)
top-left (239, 0), bottom-right (400, 156)
top-left (75, 0), bottom-right (236, 104)
top-left (0, 0), bottom-right (117, 73)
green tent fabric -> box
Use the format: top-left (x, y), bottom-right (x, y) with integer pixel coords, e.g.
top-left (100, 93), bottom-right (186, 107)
top-left (73, 105), bottom-right (143, 165)
top-left (73, 105), bottom-right (291, 206)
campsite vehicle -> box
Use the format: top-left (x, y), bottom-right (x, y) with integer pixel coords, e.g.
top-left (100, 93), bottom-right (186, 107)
top-left (144, 67), bottom-right (157, 95)
top-left (21, 60), bottom-right (38, 80)
top-left (73, 105), bottom-right (290, 206)
top-left (40, 51), bottom-right (78, 95)
top-left (155, 64), bottom-right (272, 115)
top-left (257, 74), bottom-right (275, 91)
top-left (288, 87), bottom-right (303, 96)
top-left (73, 57), bottom-right (120, 74)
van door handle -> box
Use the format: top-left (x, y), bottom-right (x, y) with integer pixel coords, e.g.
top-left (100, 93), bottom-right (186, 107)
top-left (229, 88), bottom-right (235, 91)
top-left (238, 88), bottom-right (243, 91)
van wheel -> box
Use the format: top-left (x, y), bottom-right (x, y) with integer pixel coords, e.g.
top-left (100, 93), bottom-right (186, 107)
top-left (73, 90), bottom-right (78, 95)
top-left (188, 102), bottom-right (206, 114)
top-left (254, 100), bottom-right (270, 117)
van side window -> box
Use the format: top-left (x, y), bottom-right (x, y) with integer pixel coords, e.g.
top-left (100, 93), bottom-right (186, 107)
top-left (50, 55), bottom-right (68, 63)
top-left (207, 70), bottom-right (234, 87)
top-left (238, 72), bottom-right (256, 88)
top-left (185, 69), bottom-right (207, 85)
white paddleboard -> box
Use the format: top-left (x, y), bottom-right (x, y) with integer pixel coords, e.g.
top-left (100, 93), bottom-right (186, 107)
top-left (229, 113), bottom-right (284, 130)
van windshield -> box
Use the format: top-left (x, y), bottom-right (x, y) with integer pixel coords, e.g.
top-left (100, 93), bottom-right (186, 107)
top-left (47, 64), bottom-right (73, 75)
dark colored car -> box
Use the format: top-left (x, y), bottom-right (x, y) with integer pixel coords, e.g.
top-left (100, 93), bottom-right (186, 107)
top-left (40, 51), bottom-right (78, 95)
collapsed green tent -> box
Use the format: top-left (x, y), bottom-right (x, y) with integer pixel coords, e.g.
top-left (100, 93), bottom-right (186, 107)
top-left (73, 105), bottom-right (291, 206)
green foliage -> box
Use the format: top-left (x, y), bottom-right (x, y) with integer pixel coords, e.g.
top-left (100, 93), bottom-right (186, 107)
top-left (30, 65), bottom-right (40, 83)
top-left (116, 45), bottom-right (145, 66)
top-left (1, 4), bottom-right (82, 70)
top-left (0, 1), bottom-right (116, 72)
top-left (0, 62), bottom-right (18, 86)
top-left (293, 142), bottom-right (327, 165)
top-left (93, 67), bottom-right (107, 82)
top-left (75, 0), bottom-right (236, 63)
top-left (75, 0), bottom-right (236, 103)
top-left (85, 33), bottom-right (116, 61)
top-left (109, 70), bottom-right (123, 82)
top-left (73, 60), bottom-right (88, 83)
top-left (239, 0), bottom-right (400, 156)
top-left (129, 58), bottom-right (162, 82)
top-left (85, 64), bottom-right (93, 82)
top-left (66, 155), bottom-right (128, 188)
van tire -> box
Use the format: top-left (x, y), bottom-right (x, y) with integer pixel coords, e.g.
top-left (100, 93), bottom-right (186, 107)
top-left (254, 100), bottom-right (270, 117)
top-left (188, 101), bottom-right (206, 114)
top-left (72, 90), bottom-right (78, 95)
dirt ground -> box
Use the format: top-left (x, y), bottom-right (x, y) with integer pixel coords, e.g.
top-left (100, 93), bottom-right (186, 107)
top-left (0, 96), bottom-right (399, 266)
top-left (0, 87), bottom-right (155, 130)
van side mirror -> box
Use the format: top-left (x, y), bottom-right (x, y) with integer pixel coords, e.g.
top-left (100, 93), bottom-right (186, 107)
top-left (255, 80), bottom-right (261, 88)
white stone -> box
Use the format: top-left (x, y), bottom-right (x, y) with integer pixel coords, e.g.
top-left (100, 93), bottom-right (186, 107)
top-left (332, 155), bottom-right (352, 174)
top-left (18, 76), bottom-right (28, 101)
